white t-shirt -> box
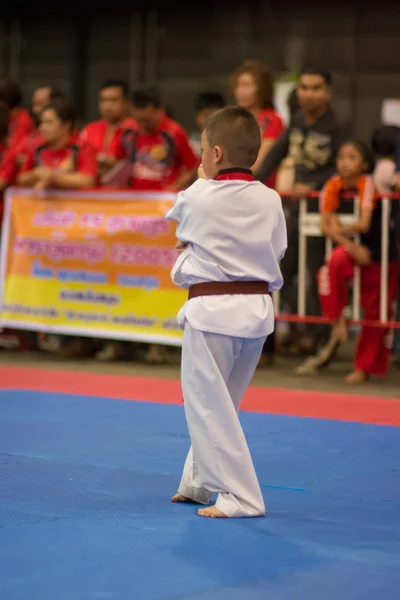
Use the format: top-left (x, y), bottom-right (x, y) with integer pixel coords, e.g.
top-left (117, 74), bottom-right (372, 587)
top-left (166, 177), bottom-right (287, 338)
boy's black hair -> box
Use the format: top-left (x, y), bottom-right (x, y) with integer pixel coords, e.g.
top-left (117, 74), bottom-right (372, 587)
top-left (371, 125), bottom-right (400, 158)
top-left (132, 86), bottom-right (162, 109)
top-left (43, 99), bottom-right (76, 130)
top-left (300, 68), bottom-right (332, 87)
top-left (101, 80), bottom-right (130, 98)
top-left (340, 140), bottom-right (376, 174)
top-left (195, 91), bottom-right (225, 114)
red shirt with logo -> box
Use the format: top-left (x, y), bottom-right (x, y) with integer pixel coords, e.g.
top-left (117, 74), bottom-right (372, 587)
top-left (256, 108), bottom-right (284, 189)
top-left (80, 117), bottom-right (137, 157)
top-left (8, 109), bottom-right (35, 150)
top-left (119, 113), bottom-right (199, 190)
top-left (20, 132), bottom-right (97, 178)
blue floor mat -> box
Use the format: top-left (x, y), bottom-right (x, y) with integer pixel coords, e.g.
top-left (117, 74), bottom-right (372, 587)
top-left (0, 390), bottom-right (400, 600)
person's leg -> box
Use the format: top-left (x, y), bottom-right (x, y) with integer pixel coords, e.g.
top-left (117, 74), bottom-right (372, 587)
top-left (179, 323), bottom-right (265, 518)
top-left (174, 445), bottom-right (211, 505)
top-left (280, 213), bottom-right (299, 314)
top-left (307, 236), bottom-right (331, 351)
top-left (295, 247), bottom-right (355, 375)
top-left (211, 335), bottom-right (267, 518)
top-left (350, 262), bottom-right (399, 380)
top-left (318, 246), bottom-right (355, 324)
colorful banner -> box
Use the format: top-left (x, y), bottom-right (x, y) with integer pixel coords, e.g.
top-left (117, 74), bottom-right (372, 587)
top-left (0, 188), bottom-right (186, 345)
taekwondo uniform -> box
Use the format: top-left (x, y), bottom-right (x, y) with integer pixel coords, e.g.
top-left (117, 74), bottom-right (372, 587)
top-left (166, 168), bottom-right (287, 517)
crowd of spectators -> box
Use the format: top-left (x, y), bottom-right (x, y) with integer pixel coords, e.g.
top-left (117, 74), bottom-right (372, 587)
top-left (0, 61), bottom-right (399, 382)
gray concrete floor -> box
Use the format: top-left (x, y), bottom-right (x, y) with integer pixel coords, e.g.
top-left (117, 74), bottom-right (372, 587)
top-left (1, 340), bottom-right (399, 399)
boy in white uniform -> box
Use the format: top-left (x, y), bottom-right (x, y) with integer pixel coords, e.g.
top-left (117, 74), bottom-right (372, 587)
top-left (166, 107), bottom-right (287, 518)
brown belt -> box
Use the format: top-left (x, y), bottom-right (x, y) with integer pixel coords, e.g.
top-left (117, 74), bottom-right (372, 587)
top-left (188, 280), bottom-right (269, 300)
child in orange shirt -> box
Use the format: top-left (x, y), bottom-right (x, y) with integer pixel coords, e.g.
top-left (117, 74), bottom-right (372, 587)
top-left (317, 141), bottom-right (398, 383)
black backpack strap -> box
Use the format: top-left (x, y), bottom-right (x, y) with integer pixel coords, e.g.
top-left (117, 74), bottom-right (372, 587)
top-left (160, 131), bottom-right (176, 165)
top-left (67, 144), bottom-right (80, 170)
top-left (33, 143), bottom-right (47, 167)
top-left (120, 128), bottom-right (137, 163)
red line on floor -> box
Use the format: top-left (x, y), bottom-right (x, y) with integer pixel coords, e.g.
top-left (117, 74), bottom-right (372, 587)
top-left (0, 366), bottom-right (399, 426)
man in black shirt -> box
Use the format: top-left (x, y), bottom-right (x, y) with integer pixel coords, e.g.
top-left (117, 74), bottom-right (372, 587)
top-left (256, 68), bottom-right (351, 354)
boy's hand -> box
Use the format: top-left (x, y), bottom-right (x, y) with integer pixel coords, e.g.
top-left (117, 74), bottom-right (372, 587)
top-left (176, 240), bottom-right (188, 254)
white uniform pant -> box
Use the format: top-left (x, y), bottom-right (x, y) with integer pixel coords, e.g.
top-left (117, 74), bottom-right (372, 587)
top-left (178, 322), bottom-right (266, 517)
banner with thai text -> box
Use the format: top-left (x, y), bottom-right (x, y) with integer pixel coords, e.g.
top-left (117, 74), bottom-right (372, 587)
top-left (0, 189), bottom-right (186, 345)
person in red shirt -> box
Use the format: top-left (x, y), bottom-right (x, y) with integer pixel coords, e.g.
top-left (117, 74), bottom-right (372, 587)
top-left (124, 86), bottom-right (199, 191)
top-left (18, 99), bottom-right (97, 191)
top-left (0, 79), bottom-right (34, 150)
top-left (0, 87), bottom-right (68, 191)
top-left (231, 60), bottom-right (284, 189)
top-left (80, 80), bottom-right (136, 180)
top-left (17, 99), bottom-right (97, 359)
top-left (231, 61), bottom-right (284, 367)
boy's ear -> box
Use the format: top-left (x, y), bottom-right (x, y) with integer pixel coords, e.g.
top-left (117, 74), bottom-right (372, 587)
top-left (214, 145), bottom-right (223, 164)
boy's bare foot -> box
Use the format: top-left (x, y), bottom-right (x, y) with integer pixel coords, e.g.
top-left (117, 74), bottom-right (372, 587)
top-left (198, 505), bottom-right (227, 518)
top-left (171, 493), bottom-right (198, 504)
top-left (345, 370), bottom-right (368, 384)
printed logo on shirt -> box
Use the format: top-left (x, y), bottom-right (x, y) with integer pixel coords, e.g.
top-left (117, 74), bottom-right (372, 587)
top-left (133, 137), bottom-right (175, 182)
top-left (150, 144), bottom-right (168, 162)
top-left (289, 128), bottom-right (332, 169)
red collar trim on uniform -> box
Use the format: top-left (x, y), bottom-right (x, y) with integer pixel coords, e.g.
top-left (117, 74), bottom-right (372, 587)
top-left (215, 168), bottom-right (254, 181)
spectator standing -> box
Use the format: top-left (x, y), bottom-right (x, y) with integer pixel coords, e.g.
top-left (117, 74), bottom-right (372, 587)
top-left (113, 87), bottom-right (199, 364)
top-left (230, 60), bottom-right (284, 188)
top-left (0, 79), bottom-right (34, 150)
top-left (190, 91), bottom-right (225, 158)
top-left (256, 68), bottom-right (351, 356)
top-left (231, 61), bottom-right (284, 366)
top-left (126, 86), bottom-right (199, 191)
top-left (17, 99), bottom-right (97, 358)
top-left (80, 80), bottom-right (136, 180)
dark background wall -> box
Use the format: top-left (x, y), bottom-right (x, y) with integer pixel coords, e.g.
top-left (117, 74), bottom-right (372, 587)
top-left (0, 1), bottom-right (399, 136)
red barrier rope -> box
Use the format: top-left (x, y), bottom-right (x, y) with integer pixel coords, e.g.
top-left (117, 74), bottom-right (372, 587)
top-left (279, 191), bottom-right (400, 199)
top-left (275, 313), bottom-right (400, 329)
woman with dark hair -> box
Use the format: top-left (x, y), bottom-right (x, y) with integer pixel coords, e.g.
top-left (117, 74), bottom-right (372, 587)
top-left (18, 99), bottom-right (96, 191)
top-left (231, 61), bottom-right (284, 366)
top-left (230, 60), bottom-right (284, 188)
top-left (17, 100), bottom-right (98, 359)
